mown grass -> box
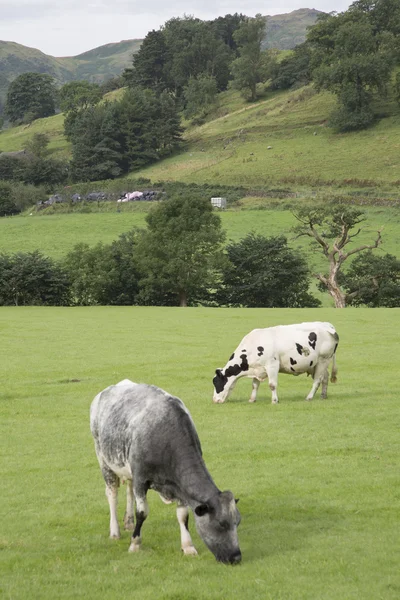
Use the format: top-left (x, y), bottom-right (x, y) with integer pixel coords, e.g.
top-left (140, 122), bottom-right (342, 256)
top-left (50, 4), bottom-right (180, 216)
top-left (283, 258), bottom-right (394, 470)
top-left (1, 205), bottom-right (399, 264)
top-left (1, 306), bottom-right (399, 600)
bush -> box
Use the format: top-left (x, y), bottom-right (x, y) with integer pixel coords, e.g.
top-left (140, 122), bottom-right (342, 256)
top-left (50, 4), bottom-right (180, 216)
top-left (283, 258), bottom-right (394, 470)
top-left (0, 181), bottom-right (20, 216)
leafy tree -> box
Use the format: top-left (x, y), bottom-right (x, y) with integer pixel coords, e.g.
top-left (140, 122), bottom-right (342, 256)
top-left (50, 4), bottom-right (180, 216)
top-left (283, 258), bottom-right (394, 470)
top-left (230, 15), bottom-right (268, 100)
top-left (219, 233), bottom-right (319, 307)
top-left (25, 133), bottom-right (50, 158)
top-left (59, 81), bottom-right (102, 113)
top-left (293, 204), bottom-right (383, 307)
top-left (100, 76), bottom-right (125, 95)
top-left (0, 181), bottom-right (20, 216)
top-left (183, 74), bottom-right (218, 119)
top-left (0, 251), bottom-right (70, 306)
top-left (309, 8), bottom-right (396, 131)
top-left (211, 13), bottom-right (247, 53)
top-left (269, 42), bottom-right (313, 90)
top-left (156, 90), bottom-right (183, 155)
top-left (5, 73), bottom-right (57, 124)
top-left (64, 231), bottom-right (140, 305)
top-left (342, 251), bottom-right (400, 307)
top-left (135, 194), bottom-right (225, 307)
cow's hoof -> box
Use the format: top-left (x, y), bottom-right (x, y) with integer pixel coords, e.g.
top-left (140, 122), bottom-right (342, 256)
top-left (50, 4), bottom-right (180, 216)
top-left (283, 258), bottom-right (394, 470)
top-left (128, 542), bottom-right (141, 553)
top-left (110, 533), bottom-right (121, 540)
top-left (248, 398), bottom-right (256, 403)
top-left (182, 546), bottom-right (198, 556)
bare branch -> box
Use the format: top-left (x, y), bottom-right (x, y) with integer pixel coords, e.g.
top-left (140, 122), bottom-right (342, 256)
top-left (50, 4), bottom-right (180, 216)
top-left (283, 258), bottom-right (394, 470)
top-left (342, 229), bottom-right (383, 260)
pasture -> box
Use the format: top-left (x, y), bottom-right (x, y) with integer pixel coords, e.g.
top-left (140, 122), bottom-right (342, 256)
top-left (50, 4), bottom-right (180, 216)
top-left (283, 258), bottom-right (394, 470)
top-left (1, 306), bottom-right (399, 599)
top-left (1, 204), bottom-right (399, 262)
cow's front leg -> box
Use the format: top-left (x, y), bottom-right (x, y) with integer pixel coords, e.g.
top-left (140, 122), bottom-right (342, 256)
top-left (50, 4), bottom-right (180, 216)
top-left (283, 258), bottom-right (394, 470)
top-left (249, 378), bottom-right (260, 403)
top-left (177, 504), bottom-right (197, 556)
top-left (124, 479), bottom-right (135, 530)
top-left (128, 493), bottom-right (149, 552)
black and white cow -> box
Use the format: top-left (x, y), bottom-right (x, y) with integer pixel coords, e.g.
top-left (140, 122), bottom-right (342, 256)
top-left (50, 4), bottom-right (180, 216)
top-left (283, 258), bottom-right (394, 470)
top-left (212, 322), bottom-right (339, 404)
top-left (90, 380), bottom-right (241, 564)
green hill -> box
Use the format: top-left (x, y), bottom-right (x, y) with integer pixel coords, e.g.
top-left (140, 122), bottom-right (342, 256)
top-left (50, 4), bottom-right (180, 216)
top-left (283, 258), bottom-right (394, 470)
top-left (1, 83), bottom-right (400, 192)
top-left (0, 9), bottom-right (321, 109)
top-left (0, 39), bottom-right (142, 108)
top-left (263, 8), bottom-right (323, 50)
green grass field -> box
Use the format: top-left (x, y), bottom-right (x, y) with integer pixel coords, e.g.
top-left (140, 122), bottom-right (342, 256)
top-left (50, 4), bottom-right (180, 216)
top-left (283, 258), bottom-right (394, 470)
top-left (1, 306), bottom-right (399, 599)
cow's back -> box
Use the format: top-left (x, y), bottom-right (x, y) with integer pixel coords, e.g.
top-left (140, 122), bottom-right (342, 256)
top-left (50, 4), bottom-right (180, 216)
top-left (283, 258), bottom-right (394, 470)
top-left (90, 382), bottom-right (201, 474)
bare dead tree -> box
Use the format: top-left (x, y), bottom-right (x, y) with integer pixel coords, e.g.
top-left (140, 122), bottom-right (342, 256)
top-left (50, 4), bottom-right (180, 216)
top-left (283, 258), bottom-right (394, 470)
top-left (293, 204), bottom-right (382, 308)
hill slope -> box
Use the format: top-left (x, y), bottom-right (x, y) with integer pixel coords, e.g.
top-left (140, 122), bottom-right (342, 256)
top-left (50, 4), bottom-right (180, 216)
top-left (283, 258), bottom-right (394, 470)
top-left (0, 39), bottom-right (141, 107)
top-left (0, 9), bottom-right (321, 108)
top-left (263, 8), bottom-right (323, 50)
top-left (1, 84), bottom-right (400, 190)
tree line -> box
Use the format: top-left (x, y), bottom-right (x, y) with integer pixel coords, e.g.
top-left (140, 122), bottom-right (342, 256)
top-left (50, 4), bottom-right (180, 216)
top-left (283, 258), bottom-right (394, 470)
top-left (0, 195), bottom-right (399, 308)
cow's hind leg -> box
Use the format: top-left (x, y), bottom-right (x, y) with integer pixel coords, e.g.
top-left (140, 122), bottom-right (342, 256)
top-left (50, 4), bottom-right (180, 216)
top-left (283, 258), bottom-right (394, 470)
top-left (129, 484), bottom-right (149, 553)
top-left (306, 360), bottom-right (329, 401)
top-left (249, 378), bottom-right (260, 403)
top-left (102, 466), bottom-right (121, 539)
top-left (266, 362), bottom-right (279, 404)
top-left (320, 368), bottom-right (329, 399)
top-left (124, 479), bottom-right (135, 530)
top-left (177, 504), bottom-right (197, 556)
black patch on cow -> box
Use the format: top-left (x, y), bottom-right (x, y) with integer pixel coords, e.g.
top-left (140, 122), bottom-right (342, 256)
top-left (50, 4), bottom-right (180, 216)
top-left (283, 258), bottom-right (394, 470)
top-left (310, 361), bottom-right (313, 366)
top-left (290, 367), bottom-right (296, 372)
top-left (334, 343), bottom-right (338, 353)
top-left (257, 346), bottom-right (264, 356)
top-left (229, 353), bottom-right (234, 361)
top-left (308, 332), bottom-right (317, 350)
top-left (241, 349), bottom-right (246, 353)
top-left (290, 357), bottom-right (297, 366)
top-left (296, 343), bottom-right (303, 355)
top-left (213, 369), bottom-right (228, 393)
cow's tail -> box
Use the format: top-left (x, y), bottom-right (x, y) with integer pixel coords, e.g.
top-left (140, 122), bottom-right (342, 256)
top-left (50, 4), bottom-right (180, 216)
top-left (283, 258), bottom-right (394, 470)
top-left (330, 332), bottom-right (339, 383)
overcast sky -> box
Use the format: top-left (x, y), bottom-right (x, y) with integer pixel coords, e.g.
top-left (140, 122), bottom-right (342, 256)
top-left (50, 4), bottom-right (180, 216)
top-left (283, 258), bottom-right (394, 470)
top-left (0, 0), bottom-right (352, 57)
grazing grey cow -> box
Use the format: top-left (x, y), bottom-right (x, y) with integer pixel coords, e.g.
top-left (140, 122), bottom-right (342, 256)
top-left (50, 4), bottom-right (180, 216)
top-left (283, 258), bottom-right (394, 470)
top-left (90, 380), bottom-right (241, 564)
top-left (213, 322), bottom-right (339, 404)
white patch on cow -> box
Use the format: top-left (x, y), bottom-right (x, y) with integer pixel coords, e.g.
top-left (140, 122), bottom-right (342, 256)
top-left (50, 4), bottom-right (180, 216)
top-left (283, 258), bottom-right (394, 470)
top-left (116, 379), bottom-right (137, 387)
top-left (106, 485), bottom-right (120, 539)
top-left (177, 505), bottom-right (197, 556)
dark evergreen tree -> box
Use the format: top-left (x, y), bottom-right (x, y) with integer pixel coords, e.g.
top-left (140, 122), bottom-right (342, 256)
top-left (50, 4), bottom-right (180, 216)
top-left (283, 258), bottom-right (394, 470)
top-left (5, 73), bottom-right (57, 124)
top-left (0, 251), bottom-right (70, 306)
top-left (125, 30), bottom-right (169, 93)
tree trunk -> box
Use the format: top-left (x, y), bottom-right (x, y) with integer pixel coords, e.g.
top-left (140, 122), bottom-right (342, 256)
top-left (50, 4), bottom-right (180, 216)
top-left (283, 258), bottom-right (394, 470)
top-left (328, 286), bottom-right (346, 308)
top-left (179, 290), bottom-right (187, 307)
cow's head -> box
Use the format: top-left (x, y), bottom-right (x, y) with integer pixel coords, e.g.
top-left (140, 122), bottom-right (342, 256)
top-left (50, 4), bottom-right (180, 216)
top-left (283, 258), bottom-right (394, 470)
top-left (212, 369), bottom-right (229, 403)
top-left (193, 491), bottom-right (241, 564)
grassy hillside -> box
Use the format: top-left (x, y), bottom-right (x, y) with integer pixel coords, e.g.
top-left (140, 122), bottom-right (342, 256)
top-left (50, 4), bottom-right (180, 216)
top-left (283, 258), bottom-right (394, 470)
top-left (0, 39), bottom-right (141, 108)
top-left (134, 87), bottom-right (400, 189)
top-left (1, 82), bottom-right (400, 191)
top-left (263, 8), bottom-right (323, 50)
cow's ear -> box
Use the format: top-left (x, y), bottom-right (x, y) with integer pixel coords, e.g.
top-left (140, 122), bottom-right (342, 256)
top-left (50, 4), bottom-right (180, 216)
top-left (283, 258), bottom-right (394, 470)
top-left (195, 503), bottom-right (210, 517)
top-left (215, 369), bottom-right (222, 377)
top-left (235, 498), bottom-right (240, 504)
